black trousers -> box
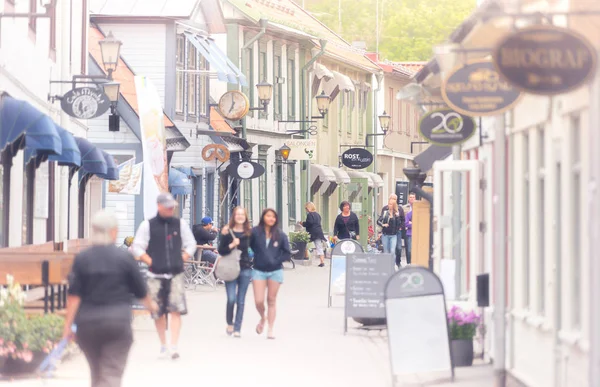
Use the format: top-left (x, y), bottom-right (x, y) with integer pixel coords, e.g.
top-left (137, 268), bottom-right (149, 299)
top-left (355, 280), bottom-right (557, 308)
top-left (76, 320), bottom-right (133, 387)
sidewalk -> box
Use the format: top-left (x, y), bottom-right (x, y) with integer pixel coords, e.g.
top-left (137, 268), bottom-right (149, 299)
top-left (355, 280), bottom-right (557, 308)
top-left (8, 261), bottom-right (495, 387)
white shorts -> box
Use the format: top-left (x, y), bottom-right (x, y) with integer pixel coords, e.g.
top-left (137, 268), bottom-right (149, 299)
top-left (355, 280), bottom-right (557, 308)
top-left (313, 240), bottom-right (325, 256)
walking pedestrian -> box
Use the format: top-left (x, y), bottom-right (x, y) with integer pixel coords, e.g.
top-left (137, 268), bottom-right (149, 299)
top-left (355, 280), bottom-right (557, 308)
top-left (131, 193), bottom-right (197, 360)
top-left (218, 207), bottom-right (253, 338)
top-left (333, 201), bottom-right (360, 242)
top-left (299, 202), bottom-right (327, 267)
top-left (377, 194), bottom-right (405, 266)
top-left (250, 208), bottom-right (291, 340)
top-left (404, 192), bottom-right (416, 265)
top-left (62, 210), bottom-right (158, 387)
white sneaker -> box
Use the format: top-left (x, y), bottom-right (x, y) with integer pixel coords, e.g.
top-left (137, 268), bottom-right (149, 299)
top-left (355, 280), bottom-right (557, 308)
top-left (159, 347), bottom-right (169, 359)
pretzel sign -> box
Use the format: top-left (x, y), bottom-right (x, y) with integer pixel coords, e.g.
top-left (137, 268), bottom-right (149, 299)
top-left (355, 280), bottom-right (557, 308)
top-left (202, 144), bottom-right (230, 162)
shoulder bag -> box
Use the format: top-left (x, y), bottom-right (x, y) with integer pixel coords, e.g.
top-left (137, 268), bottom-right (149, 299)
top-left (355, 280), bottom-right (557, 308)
top-left (215, 230), bottom-right (241, 282)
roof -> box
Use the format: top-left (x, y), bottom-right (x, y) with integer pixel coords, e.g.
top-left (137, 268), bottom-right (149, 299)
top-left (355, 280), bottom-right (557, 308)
top-left (364, 53), bottom-right (417, 77)
top-left (394, 62), bottom-right (426, 73)
top-left (225, 0), bottom-right (380, 72)
top-left (88, 26), bottom-right (175, 129)
top-left (209, 107), bottom-right (236, 134)
top-left (89, 0), bottom-right (199, 17)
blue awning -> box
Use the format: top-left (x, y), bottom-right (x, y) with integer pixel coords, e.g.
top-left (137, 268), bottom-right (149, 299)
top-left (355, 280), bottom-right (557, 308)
top-left (172, 166), bottom-right (196, 177)
top-left (0, 94), bottom-right (62, 159)
top-left (47, 125), bottom-right (81, 168)
top-left (184, 32), bottom-right (248, 86)
top-left (96, 151), bottom-right (119, 181)
top-left (74, 137), bottom-right (107, 176)
top-left (169, 167), bottom-right (192, 196)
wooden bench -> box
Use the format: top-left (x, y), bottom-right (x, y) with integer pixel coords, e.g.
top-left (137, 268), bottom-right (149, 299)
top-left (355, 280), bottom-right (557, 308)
top-left (62, 239), bottom-right (91, 254)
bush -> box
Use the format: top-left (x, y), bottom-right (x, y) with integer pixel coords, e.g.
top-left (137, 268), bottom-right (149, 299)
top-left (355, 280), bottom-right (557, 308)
top-left (447, 305), bottom-right (480, 340)
top-left (0, 275), bottom-right (64, 362)
top-left (288, 231), bottom-right (310, 243)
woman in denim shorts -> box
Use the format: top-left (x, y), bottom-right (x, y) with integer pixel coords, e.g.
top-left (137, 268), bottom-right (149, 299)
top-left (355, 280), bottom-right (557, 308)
top-left (250, 209), bottom-right (291, 339)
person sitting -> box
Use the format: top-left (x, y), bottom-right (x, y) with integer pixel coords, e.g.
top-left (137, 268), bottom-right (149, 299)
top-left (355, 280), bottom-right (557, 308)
top-left (192, 216), bottom-right (219, 264)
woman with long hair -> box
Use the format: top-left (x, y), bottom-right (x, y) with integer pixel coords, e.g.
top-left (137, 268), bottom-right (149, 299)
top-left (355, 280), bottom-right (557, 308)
top-left (333, 201), bottom-right (360, 242)
top-left (62, 210), bottom-right (157, 387)
top-left (299, 202), bottom-right (327, 267)
top-left (218, 207), bottom-right (253, 337)
top-left (377, 194), bottom-right (405, 265)
top-left (250, 208), bottom-right (291, 339)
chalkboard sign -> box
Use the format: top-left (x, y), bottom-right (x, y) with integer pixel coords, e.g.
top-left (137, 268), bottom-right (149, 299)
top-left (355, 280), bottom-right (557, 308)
top-left (328, 239), bottom-right (364, 308)
top-left (132, 261), bottom-right (149, 310)
top-left (344, 253), bottom-right (395, 333)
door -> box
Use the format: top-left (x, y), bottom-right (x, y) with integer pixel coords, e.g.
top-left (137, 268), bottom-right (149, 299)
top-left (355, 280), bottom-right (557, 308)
top-left (432, 159), bottom-right (481, 302)
top-left (340, 178), bottom-right (369, 248)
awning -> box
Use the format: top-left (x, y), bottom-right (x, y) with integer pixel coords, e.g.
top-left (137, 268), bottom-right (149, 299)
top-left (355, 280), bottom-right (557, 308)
top-left (172, 166), bottom-right (196, 177)
top-left (0, 94), bottom-right (62, 160)
top-left (330, 167), bottom-right (351, 184)
top-left (365, 172), bottom-right (384, 188)
top-left (184, 31), bottom-right (248, 86)
top-left (169, 168), bottom-right (193, 196)
top-left (47, 126), bottom-right (81, 168)
top-left (97, 151), bottom-right (119, 181)
top-left (312, 63), bottom-right (334, 97)
top-left (323, 71), bottom-right (356, 101)
top-left (310, 164), bottom-right (337, 196)
top-left (74, 137), bottom-right (108, 176)
top-left (346, 170), bottom-right (374, 188)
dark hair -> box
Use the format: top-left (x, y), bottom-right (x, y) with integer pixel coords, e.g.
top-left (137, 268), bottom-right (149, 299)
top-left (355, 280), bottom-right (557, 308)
top-left (339, 201), bottom-right (351, 212)
top-left (259, 208), bottom-right (280, 241)
top-left (408, 191), bottom-right (417, 196)
top-left (228, 206), bottom-right (252, 236)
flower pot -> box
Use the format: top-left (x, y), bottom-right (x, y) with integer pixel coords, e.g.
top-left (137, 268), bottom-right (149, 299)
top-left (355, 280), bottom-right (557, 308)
top-left (291, 241), bottom-right (308, 260)
top-left (1, 351), bottom-right (46, 376)
top-left (450, 339), bottom-right (474, 367)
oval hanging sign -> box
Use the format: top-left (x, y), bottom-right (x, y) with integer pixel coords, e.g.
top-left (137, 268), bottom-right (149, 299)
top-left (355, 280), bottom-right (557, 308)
top-left (418, 108), bottom-right (476, 146)
top-left (226, 161), bottom-right (265, 180)
top-left (61, 87), bottom-right (111, 119)
top-left (492, 25), bottom-right (597, 96)
top-left (442, 60), bottom-right (522, 116)
top-left (341, 148), bottom-right (373, 169)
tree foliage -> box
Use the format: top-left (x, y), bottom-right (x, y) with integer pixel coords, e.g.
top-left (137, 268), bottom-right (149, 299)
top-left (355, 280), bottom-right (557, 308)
top-left (304, 0), bottom-right (476, 62)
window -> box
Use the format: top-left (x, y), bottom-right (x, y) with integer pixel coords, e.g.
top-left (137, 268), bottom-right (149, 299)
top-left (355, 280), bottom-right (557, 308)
top-left (338, 93), bottom-right (344, 133)
top-left (243, 180), bottom-right (253, 222)
top-left (259, 51), bottom-right (267, 83)
top-left (571, 115), bottom-right (582, 328)
top-left (538, 126), bottom-right (546, 315)
top-left (175, 35), bottom-right (185, 114)
top-left (346, 91), bottom-right (353, 135)
top-left (287, 164), bottom-right (296, 222)
top-left (258, 159), bottom-right (267, 213)
top-left (523, 132), bottom-right (530, 309)
top-left (198, 56), bottom-right (208, 116)
top-left (287, 55), bottom-right (296, 119)
top-left (187, 44), bottom-right (198, 117)
top-left (273, 51), bottom-right (283, 120)
top-left (244, 44), bottom-right (254, 114)
top-left (29, 0), bottom-right (36, 33)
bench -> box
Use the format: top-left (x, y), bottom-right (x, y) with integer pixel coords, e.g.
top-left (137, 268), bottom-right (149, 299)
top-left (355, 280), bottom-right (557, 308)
top-left (61, 239), bottom-right (91, 254)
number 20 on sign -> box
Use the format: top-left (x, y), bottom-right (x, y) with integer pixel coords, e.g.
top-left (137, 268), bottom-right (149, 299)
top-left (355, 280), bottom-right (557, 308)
top-left (418, 108), bottom-right (476, 146)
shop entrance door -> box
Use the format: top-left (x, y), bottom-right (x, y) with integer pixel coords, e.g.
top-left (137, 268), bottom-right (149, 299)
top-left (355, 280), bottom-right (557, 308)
top-left (340, 177), bottom-right (369, 248)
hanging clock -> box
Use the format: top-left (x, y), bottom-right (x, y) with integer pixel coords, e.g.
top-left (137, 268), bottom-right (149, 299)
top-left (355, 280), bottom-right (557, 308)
top-left (218, 91), bottom-right (250, 121)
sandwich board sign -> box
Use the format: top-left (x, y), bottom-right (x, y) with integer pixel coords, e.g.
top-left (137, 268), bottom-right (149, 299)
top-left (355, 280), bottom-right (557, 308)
top-left (385, 266), bottom-right (454, 384)
top-left (344, 252), bottom-right (395, 333)
top-left (328, 239), bottom-right (363, 307)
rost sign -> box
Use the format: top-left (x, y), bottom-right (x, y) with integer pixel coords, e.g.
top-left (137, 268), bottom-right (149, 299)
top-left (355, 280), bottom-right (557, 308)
top-left (493, 25), bottom-right (597, 96)
top-left (341, 148), bottom-right (373, 169)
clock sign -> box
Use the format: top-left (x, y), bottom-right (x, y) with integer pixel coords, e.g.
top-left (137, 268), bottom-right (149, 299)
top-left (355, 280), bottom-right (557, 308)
top-left (218, 91), bottom-right (250, 121)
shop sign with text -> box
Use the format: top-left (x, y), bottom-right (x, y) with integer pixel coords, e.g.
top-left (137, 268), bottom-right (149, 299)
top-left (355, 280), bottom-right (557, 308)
top-left (442, 60), bottom-right (522, 116)
top-left (341, 148), bottom-right (373, 169)
top-left (61, 87), bottom-right (110, 119)
top-left (418, 108), bottom-right (476, 146)
top-left (493, 25), bottom-right (597, 95)
top-left (286, 139), bottom-right (317, 161)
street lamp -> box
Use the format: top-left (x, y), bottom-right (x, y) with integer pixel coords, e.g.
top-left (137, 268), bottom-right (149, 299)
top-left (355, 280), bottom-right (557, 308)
top-left (255, 80), bottom-right (273, 112)
top-left (102, 81), bottom-right (121, 132)
top-left (98, 31), bottom-right (123, 79)
top-left (315, 91), bottom-right (331, 116)
top-left (279, 144), bottom-right (291, 162)
top-left (378, 111), bottom-right (391, 134)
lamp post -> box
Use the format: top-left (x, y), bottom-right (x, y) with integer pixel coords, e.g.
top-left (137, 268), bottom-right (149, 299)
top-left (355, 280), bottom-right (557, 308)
top-left (251, 80), bottom-right (273, 114)
top-left (279, 144), bottom-right (291, 162)
top-left (102, 81), bottom-right (121, 132)
top-left (98, 31), bottom-right (123, 79)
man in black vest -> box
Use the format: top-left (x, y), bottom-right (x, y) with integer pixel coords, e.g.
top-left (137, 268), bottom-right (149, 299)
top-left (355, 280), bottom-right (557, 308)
top-left (132, 193), bottom-right (196, 360)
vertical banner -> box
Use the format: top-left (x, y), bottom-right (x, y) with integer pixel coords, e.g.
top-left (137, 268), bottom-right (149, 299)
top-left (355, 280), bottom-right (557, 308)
top-left (134, 76), bottom-right (168, 219)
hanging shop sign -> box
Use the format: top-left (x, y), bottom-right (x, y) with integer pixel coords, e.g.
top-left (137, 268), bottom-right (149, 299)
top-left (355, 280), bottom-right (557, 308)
top-left (341, 148), bottom-right (373, 169)
top-left (286, 139), bottom-right (317, 161)
top-left (492, 25), bottom-right (597, 96)
top-left (226, 160), bottom-right (264, 180)
top-left (61, 87), bottom-right (111, 119)
top-left (441, 59), bottom-right (522, 116)
top-left (418, 108), bottom-right (476, 146)
top-left (202, 144), bottom-right (230, 162)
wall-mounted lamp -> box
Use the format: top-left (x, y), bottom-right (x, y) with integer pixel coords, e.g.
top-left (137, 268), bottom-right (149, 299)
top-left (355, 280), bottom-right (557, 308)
top-left (315, 91), bottom-right (331, 117)
top-left (378, 110), bottom-right (391, 134)
top-left (251, 80), bottom-right (273, 114)
top-left (102, 81), bottom-right (121, 132)
top-left (279, 144), bottom-right (291, 162)
top-left (98, 31), bottom-right (123, 80)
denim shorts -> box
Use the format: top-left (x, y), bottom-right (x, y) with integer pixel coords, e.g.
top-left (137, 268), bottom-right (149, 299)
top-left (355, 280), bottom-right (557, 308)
top-left (252, 268), bottom-right (284, 283)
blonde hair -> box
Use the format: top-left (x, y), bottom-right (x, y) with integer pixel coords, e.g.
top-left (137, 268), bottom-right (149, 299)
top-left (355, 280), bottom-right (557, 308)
top-left (90, 210), bottom-right (119, 245)
top-left (388, 194), bottom-right (399, 215)
top-left (305, 202), bottom-right (317, 212)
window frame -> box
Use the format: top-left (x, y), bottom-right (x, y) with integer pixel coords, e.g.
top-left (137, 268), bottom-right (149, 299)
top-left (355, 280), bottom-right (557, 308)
top-left (175, 33), bottom-right (210, 120)
top-left (175, 35), bottom-right (185, 115)
top-left (287, 51), bottom-right (296, 120)
top-left (273, 49), bottom-right (283, 121)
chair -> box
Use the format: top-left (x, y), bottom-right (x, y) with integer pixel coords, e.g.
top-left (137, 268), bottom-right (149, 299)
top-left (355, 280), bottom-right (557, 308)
top-left (184, 259), bottom-right (217, 290)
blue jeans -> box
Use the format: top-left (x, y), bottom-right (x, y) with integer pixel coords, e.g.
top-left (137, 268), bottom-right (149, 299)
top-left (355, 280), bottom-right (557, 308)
top-left (405, 235), bottom-right (412, 264)
top-left (225, 268), bottom-right (252, 332)
top-left (381, 234), bottom-right (397, 254)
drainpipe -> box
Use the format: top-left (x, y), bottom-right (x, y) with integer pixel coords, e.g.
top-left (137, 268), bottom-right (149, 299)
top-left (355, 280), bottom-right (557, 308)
top-left (373, 72), bottom-right (383, 225)
top-left (240, 19), bottom-right (268, 140)
top-left (300, 39), bottom-right (327, 203)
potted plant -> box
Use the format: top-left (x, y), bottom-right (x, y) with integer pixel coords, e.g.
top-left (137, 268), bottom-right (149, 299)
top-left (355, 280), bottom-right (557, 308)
top-left (288, 231), bottom-right (311, 260)
top-left (0, 275), bottom-right (64, 376)
top-left (447, 305), bottom-right (480, 367)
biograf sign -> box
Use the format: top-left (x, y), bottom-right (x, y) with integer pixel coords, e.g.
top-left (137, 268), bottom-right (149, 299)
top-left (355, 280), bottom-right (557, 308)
top-left (286, 139), bottom-right (317, 161)
top-left (418, 108), bottom-right (476, 146)
top-left (493, 25), bottom-right (597, 96)
top-left (441, 60), bottom-right (522, 116)
top-left (341, 148), bottom-right (373, 169)
top-left (61, 87), bottom-right (110, 119)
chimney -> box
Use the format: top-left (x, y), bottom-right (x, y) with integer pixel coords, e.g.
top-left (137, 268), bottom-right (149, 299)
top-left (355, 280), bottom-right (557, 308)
top-left (352, 41), bottom-right (367, 50)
